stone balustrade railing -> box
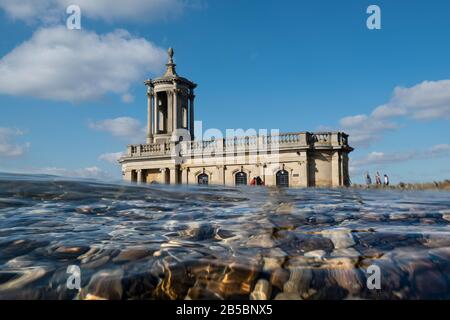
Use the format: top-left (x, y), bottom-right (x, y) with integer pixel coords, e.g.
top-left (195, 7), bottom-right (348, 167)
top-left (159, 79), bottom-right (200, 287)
top-left (124, 132), bottom-right (350, 158)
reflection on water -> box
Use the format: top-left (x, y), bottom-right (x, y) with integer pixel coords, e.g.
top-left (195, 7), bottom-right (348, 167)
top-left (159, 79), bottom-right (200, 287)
top-left (0, 173), bottom-right (449, 300)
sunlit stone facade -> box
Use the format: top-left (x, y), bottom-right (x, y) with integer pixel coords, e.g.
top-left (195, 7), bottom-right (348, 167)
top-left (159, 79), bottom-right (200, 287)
top-left (119, 49), bottom-right (353, 187)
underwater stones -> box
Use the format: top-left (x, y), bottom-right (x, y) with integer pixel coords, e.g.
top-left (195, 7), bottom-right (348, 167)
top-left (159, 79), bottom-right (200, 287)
top-left (55, 246), bottom-right (88, 255)
top-left (75, 205), bottom-right (108, 215)
top-left (268, 247), bottom-right (288, 258)
top-left (423, 235), bottom-right (450, 248)
top-left (215, 228), bottom-right (234, 240)
top-left (54, 246), bottom-right (89, 260)
top-left (121, 271), bottom-right (160, 300)
top-left (193, 260), bottom-right (261, 299)
top-left (262, 257), bottom-right (284, 272)
top-left (420, 218), bottom-right (436, 225)
top-left (5, 256), bottom-right (36, 268)
top-left (78, 246), bottom-right (118, 269)
top-left (178, 223), bottom-right (217, 241)
top-left (314, 215), bottom-right (335, 225)
top-left (275, 203), bottom-right (295, 214)
top-left (283, 267), bottom-right (312, 296)
top-left (81, 269), bottom-right (123, 300)
top-left (250, 279), bottom-right (271, 300)
top-left (77, 246), bottom-right (101, 262)
top-left (396, 257), bottom-right (434, 279)
top-left (331, 248), bottom-right (360, 258)
top-left (185, 286), bottom-right (222, 300)
top-left (293, 234), bottom-right (334, 253)
top-left (412, 268), bottom-right (448, 298)
top-left (304, 250), bottom-right (326, 260)
top-left (247, 233), bottom-right (275, 248)
top-left (307, 269), bottom-right (348, 300)
top-left (113, 247), bottom-right (150, 262)
top-left (82, 255), bottom-right (110, 269)
top-left (389, 213), bottom-right (410, 221)
top-left (321, 228), bottom-right (355, 249)
top-left (328, 268), bottom-right (365, 296)
top-left (270, 268), bottom-right (290, 291)
top-left (285, 256), bottom-right (309, 268)
top-left (84, 294), bottom-right (107, 300)
top-left (1, 239), bottom-right (48, 261)
top-left (364, 213), bottom-right (387, 222)
top-left (323, 257), bottom-right (356, 270)
top-left (0, 267), bottom-right (47, 291)
top-left (429, 247), bottom-right (450, 261)
top-left (274, 292), bottom-right (302, 300)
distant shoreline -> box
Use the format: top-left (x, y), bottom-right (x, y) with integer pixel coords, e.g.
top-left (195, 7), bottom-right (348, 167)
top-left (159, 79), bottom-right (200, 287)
top-left (350, 180), bottom-right (450, 191)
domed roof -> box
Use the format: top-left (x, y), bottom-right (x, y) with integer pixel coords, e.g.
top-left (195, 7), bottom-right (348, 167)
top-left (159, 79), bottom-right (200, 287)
top-left (147, 48), bottom-right (196, 88)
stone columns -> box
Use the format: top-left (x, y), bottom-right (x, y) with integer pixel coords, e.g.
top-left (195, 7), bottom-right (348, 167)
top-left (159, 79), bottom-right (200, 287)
top-left (169, 167), bottom-right (178, 184)
top-left (331, 151), bottom-right (341, 187)
top-left (154, 92), bottom-right (159, 135)
top-left (160, 168), bottom-right (167, 184)
top-left (137, 169), bottom-right (143, 184)
top-left (173, 89), bottom-right (178, 132)
top-left (167, 91), bottom-right (173, 133)
top-left (181, 167), bottom-right (189, 184)
top-left (147, 88), bottom-right (154, 144)
top-left (299, 157), bottom-right (309, 188)
top-left (304, 152), bottom-right (310, 187)
top-left (189, 92), bottom-right (195, 140)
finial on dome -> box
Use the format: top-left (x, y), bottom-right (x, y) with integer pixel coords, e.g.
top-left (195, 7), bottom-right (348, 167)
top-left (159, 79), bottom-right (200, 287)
top-left (164, 47), bottom-right (177, 77)
top-left (168, 47), bottom-right (174, 63)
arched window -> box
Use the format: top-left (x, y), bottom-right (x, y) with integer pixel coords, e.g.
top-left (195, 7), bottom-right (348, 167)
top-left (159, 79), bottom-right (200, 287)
top-left (197, 173), bottom-right (209, 185)
top-left (276, 170), bottom-right (289, 187)
top-left (235, 171), bottom-right (247, 185)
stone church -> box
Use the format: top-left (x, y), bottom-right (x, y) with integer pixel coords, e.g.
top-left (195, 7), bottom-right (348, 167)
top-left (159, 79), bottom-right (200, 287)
top-left (119, 48), bottom-right (353, 187)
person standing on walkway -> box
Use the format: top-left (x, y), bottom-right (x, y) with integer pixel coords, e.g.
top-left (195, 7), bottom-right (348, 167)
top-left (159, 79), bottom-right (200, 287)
top-left (366, 172), bottom-right (372, 186)
top-left (375, 172), bottom-right (382, 185)
top-left (384, 174), bottom-right (390, 186)
top-left (256, 176), bottom-right (265, 186)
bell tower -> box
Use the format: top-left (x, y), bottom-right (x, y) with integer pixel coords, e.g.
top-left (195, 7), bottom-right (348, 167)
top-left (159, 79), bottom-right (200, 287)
top-left (145, 48), bottom-right (197, 144)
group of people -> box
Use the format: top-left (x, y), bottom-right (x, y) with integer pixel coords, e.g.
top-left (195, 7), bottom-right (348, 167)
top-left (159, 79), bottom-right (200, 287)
top-left (365, 171), bottom-right (389, 186)
top-left (250, 176), bottom-right (265, 186)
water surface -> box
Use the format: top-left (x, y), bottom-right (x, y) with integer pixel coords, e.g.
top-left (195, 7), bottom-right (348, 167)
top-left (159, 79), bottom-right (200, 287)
top-left (0, 173), bottom-right (449, 299)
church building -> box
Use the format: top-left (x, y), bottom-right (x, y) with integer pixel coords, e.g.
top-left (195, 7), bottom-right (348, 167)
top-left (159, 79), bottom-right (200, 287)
top-left (119, 49), bottom-right (353, 187)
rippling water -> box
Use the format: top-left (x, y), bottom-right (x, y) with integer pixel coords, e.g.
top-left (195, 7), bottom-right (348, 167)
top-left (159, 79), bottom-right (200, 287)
top-left (0, 173), bottom-right (449, 300)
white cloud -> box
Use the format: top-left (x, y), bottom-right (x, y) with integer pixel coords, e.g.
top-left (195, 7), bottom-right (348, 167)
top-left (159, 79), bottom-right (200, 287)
top-left (352, 144), bottom-right (450, 168)
top-left (0, 0), bottom-right (196, 24)
top-left (430, 144), bottom-right (450, 154)
top-left (339, 115), bottom-right (399, 147)
top-left (0, 26), bottom-right (166, 102)
top-left (332, 79), bottom-right (450, 148)
top-left (372, 80), bottom-right (450, 120)
top-left (0, 127), bottom-right (30, 157)
top-left (98, 151), bottom-right (123, 164)
top-left (89, 117), bottom-right (145, 143)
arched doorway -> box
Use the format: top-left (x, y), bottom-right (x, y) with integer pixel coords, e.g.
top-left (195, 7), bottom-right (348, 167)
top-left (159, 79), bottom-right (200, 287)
top-left (276, 170), bottom-right (289, 187)
top-left (197, 173), bottom-right (209, 185)
top-left (235, 171), bottom-right (247, 185)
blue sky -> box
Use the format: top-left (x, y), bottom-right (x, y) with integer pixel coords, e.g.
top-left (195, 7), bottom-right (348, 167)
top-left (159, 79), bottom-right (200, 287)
top-left (0, 0), bottom-right (449, 183)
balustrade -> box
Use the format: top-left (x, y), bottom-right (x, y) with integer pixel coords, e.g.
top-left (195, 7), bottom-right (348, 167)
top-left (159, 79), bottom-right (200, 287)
top-left (124, 132), bottom-right (348, 158)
